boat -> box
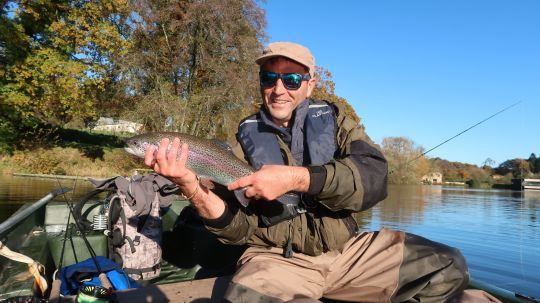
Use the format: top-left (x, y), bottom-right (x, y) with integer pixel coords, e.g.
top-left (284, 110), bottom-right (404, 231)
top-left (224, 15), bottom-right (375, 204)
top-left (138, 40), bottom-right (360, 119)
top-left (0, 187), bottom-right (537, 303)
top-left (522, 179), bottom-right (540, 191)
top-left (510, 178), bottom-right (540, 191)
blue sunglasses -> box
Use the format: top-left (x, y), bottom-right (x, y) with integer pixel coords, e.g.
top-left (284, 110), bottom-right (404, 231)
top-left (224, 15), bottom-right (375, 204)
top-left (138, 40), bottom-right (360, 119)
top-left (259, 71), bottom-right (311, 90)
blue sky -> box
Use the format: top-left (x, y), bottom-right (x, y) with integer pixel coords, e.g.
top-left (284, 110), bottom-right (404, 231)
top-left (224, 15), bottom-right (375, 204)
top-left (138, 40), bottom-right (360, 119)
top-left (261, 0), bottom-right (539, 166)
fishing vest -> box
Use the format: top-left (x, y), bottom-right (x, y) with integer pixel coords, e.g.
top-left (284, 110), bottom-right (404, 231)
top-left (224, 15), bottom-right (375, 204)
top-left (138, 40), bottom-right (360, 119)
top-left (237, 99), bottom-right (337, 170)
top-left (235, 100), bottom-right (337, 229)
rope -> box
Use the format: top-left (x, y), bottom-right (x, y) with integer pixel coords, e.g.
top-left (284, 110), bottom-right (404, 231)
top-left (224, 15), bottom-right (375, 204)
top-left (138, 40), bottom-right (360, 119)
top-left (0, 241), bottom-right (48, 295)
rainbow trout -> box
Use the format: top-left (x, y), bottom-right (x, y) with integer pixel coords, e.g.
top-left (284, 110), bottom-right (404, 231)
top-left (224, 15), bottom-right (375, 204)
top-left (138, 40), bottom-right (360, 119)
top-left (125, 132), bottom-right (300, 208)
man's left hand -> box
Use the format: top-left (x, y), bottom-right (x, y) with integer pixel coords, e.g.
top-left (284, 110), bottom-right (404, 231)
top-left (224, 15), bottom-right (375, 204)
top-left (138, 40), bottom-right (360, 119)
top-left (227, 165), bottom-right (310, 201)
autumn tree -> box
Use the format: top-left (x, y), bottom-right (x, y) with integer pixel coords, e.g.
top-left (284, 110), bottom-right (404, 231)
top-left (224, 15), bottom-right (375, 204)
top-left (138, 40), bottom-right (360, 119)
top-left (119, 0), bottom-right (266, 139)
top-left (1, 0), bottom-right (368, 153)
top-left (493, 158), bottom-right (534, 178)
top-left (311, 67), bottom-right (361, 124)
top-left (381, 136), bottom-right (431, 184)
top-left (1, 1), bottom-right (131, 129)
top-left (431, 158), bottom-right (491, 183)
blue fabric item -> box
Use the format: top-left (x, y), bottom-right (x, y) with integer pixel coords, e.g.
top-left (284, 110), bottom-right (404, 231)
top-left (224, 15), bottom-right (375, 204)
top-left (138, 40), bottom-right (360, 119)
top-left (59, 256), bottom-right (140, 296)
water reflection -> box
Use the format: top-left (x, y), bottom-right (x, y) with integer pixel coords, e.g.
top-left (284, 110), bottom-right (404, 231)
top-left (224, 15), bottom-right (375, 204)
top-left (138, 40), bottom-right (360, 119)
top-left (0, 175), bottom-right (96, 222)
top-left (358, 184), bottom-right (540, 298)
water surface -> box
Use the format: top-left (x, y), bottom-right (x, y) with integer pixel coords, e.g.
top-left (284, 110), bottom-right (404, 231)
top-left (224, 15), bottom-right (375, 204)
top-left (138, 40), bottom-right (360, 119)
top-left (356, 185), bottom-right (539, 298)
top-left (0, 175), bottom-right (96, 222)
top-left (1, 176), bottom-right (538, 298)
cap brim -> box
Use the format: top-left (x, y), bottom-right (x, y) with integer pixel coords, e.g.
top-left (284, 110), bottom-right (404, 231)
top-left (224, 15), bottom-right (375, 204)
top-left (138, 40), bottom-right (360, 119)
top-left (255, 54), bottom-right (312, 76)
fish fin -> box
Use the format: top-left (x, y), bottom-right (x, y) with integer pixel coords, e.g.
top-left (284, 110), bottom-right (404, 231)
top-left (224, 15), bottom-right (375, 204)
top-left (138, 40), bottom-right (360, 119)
top-left (199, 177), bottom-right (215, 190)
top-left (210, 139), bottom-right (233, 153)
top-left (233, 188), bottom-right (250, 207)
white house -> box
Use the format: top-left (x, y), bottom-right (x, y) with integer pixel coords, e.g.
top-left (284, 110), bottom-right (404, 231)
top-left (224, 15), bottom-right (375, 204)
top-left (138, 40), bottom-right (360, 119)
top-left (92, 117), bottom-right (143, 134)
top-left (421, 172), bottom-right (443, 184)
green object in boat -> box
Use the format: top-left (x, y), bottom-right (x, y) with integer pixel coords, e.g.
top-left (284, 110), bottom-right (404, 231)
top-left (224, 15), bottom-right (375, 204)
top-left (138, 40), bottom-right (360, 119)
top-left (76, 285), bottom-right (111, 303)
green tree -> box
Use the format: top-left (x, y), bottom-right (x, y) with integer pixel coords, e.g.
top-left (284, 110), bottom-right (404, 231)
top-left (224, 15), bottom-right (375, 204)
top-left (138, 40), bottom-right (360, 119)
top-left (1, 0), bottom-right (131, 131)
top-left (528, 153), bottom-right (537, 173)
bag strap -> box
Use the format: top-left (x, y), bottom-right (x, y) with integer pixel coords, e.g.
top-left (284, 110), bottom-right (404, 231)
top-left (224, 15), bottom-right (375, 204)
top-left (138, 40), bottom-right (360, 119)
top-left (123, 263), bottom-right (161, 277)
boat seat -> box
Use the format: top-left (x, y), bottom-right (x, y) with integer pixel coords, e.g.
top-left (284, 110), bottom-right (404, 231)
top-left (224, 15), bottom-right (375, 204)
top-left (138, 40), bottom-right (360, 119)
top-left (44, 201), bottom-right (108, 268)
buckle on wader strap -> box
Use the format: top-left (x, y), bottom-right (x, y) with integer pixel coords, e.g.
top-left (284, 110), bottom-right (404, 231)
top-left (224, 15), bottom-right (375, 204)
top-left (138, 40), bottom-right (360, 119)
top-left (283, 220), bottom-right (294, 258)
top-left (343, 215), bottom-right (359, 236)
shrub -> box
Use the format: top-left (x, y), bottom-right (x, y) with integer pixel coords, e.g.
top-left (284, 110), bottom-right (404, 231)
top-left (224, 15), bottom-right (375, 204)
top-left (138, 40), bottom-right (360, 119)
top-left (0, 119), bottom-right (18, 155)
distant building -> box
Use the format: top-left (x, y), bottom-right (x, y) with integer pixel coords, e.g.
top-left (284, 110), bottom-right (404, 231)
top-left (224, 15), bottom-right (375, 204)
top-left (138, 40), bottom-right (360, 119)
top-left (92, 117), bottom-right (143, 134)
top-left (492, 174), bottom-right (504, 180)
top-left (422, 172), bottom-right (443, 185)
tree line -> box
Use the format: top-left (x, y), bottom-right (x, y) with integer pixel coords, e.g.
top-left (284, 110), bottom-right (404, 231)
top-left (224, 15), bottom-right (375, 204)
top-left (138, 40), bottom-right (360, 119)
top-left (381, 136), bottom-right (540, 185)
top-left (3, 1), bottom-right (529, 185)
top-left (0, 0), bottom-right (358, 154)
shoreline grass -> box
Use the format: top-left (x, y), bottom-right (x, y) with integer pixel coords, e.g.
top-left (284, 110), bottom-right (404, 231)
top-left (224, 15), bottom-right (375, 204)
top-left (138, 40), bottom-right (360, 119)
top-left (0, 128), bottom-right (144, 178)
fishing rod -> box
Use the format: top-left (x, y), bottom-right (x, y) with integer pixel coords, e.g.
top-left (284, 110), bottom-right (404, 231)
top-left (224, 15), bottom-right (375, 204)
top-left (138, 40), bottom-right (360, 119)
top-left (400, 100), bottom-right (522, 168)
top-left (57, 176), bottom-right (79, 270)
top-left (54, 177), bottom-right (113, 290)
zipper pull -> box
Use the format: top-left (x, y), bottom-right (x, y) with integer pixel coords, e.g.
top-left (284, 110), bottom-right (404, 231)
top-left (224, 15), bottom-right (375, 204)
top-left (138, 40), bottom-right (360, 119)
top-left (283, 220), bottom-right (294, 258)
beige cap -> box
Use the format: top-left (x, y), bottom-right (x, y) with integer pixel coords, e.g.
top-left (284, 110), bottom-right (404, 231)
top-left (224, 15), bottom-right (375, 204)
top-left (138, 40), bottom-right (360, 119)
top-left (256, 42), bottom-right (315, 77)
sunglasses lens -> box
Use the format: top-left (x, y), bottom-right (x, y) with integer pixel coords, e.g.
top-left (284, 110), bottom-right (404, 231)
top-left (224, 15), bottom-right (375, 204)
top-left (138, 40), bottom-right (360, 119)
top-left (260, 72), bottom-right (278, 88)
top-left (259, 72), bottom-right (307, 90)
top-left (281, 73), bottom-right (302, 89)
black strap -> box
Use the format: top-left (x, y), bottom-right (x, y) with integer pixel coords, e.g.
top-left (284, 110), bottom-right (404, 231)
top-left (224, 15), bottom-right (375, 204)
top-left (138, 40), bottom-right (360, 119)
top-left (124, 236), bottom-right (137, 254)
top-left (123, 263), bottom-right (161, 275)
top-left (72, 189), bottom-right (110, 232)
top-left (342, 215), bottom-right (359, 236)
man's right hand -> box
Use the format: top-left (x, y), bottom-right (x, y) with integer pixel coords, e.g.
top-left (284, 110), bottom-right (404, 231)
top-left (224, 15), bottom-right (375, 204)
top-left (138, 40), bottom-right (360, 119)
top-left (144, 137), bottom-right (199, 196)
top-left (144, 137), bottom-right (226, 220)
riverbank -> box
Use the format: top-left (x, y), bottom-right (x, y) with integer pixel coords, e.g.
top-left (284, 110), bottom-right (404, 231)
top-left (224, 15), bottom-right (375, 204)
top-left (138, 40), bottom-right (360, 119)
top-left (0, 128), bottom-right (144, 178)
top-left (0, 146), bottom-right (142, 178)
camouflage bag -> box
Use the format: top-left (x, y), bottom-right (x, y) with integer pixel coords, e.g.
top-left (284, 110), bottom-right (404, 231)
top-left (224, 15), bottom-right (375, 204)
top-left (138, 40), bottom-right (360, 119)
top-left (108, 190), bottom-right (162, 280)
top-left (87, 174), bottom-right (178, 281)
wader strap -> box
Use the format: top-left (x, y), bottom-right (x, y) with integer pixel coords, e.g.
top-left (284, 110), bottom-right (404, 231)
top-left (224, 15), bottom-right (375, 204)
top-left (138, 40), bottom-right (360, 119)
top-left (283, 220), bottom-right (294, 258)
top-left (343, 215), bottom-right (359, 236)
top-left (123, 263), bottom-right (161, 276)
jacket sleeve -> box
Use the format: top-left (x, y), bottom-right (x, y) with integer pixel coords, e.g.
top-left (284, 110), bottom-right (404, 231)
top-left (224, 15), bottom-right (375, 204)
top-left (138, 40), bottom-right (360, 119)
top-left (204, 201), bottom-right (259, 245)
top-left (316, 104), bottom-right (388, 212)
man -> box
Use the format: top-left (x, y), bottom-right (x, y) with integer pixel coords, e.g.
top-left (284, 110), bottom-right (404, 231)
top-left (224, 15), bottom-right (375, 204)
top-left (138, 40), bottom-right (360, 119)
top-left (145, 42), bottom-right (499, 302)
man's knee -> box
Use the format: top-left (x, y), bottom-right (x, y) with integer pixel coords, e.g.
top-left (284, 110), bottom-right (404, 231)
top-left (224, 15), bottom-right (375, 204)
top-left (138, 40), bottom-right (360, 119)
top-left (392, 233), bottom-right (469, 302)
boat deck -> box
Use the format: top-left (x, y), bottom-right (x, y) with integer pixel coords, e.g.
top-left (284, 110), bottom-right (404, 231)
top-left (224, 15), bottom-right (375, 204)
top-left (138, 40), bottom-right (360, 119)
top-left (49, 276), bottom-right (230, 303)
top-left (116, 276), bottom-right (230, 303)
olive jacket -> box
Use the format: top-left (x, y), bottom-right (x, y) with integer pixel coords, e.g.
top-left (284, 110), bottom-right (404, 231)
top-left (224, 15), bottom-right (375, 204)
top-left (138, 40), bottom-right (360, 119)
top-left (204, 100), bottom-right (388, 256)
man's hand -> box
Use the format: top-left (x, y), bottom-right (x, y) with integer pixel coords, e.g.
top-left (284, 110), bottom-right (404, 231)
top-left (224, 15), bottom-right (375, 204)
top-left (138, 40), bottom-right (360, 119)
top-left (227, 165), bottom-right (310, 201)
top-left (144, 137), bottom-right (198, 192)
top-left (144, 137), bottom-right (226, 219)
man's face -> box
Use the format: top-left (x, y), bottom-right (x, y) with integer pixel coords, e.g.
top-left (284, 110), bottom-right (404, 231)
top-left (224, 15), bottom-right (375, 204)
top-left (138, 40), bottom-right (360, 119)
top-left (260, 57), bottom-right (316, 128)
